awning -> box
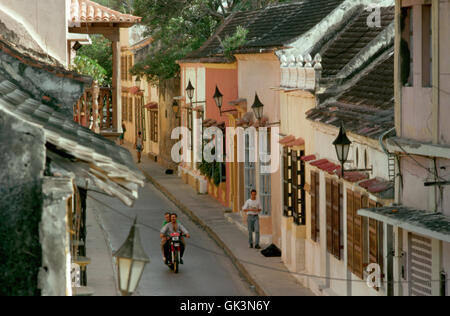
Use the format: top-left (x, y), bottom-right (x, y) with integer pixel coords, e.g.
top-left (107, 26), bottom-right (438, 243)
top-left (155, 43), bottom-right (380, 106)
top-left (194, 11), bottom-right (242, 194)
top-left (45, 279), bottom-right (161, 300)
top-left (358, 207), bottom-right (450, 243)
top-left (279, 135), bottom-right (295, 145)
top-left (228, 98), bottom-right (247, 106)
top-left (203, 119), bottom-right (217, 128)
top-left (286, 137), bottom-right (305, 150)
top-left (144, 102), bottom-right (158, 110)
top-left (128, 86), bottom-right (143, 95)
top-left (192, 106), bottom-right (204, 112)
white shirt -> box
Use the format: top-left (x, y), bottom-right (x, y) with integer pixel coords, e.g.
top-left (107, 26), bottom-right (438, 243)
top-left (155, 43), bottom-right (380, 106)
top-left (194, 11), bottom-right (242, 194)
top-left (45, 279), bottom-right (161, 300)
top-left (242, 198), bottom-right (262, 216)
top-left (160, 222), bottom-right (189, 236)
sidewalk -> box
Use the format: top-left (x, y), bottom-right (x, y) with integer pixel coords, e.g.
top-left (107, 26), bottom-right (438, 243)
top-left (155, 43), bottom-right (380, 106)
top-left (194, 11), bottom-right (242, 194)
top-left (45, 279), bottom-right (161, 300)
top-left (124, 142), bottom-right (314, 296)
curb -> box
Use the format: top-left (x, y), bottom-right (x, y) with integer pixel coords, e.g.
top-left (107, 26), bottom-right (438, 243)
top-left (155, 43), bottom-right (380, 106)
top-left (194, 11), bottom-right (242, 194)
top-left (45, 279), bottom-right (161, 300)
top-left (140, 168), bottom-right (267, 297)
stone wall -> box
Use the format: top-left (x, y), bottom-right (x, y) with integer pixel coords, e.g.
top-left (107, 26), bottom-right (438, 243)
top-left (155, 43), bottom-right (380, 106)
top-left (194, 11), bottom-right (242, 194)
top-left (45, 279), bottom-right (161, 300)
top-left (0, 108), bottom-right (46, 296)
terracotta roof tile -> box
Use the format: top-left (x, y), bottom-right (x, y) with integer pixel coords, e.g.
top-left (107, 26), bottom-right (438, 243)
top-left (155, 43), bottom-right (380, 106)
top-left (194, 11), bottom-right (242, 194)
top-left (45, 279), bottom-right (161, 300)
top-left (342, 171), bottom-right (369, 183)
top-left (279, 135), bottom-right (295, 144)
top-left (301, 155), bottom-right (317, 162)
top-left (128, 86), bottom-right (143, 95)
top-left (144, 102), bottom-right (158, 110)
top-left (359, 178), bottom-right (393, 194)
top-left (368, 182), bottom-right (393, 194)
top-left (70, 0), bottom-right (141, 24)
top-left (310, 159), bottom-right (329, 167)
top-left (359, 178), bottom-right (379, 189)
top-left (286, 138), bottom-right (305, 147)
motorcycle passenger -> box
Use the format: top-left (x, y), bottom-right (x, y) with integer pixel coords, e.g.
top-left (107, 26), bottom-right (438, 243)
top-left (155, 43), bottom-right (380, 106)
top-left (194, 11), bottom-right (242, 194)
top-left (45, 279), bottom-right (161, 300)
top-left (160, 213), bottom-right (190, 264)
top-left (161, 212), bottom-right (172, 262)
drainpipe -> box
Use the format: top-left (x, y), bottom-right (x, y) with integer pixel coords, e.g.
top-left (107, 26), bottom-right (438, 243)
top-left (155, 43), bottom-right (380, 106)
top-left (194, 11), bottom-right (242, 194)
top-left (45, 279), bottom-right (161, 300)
top-left (378, 127), bottom-right (396, 156)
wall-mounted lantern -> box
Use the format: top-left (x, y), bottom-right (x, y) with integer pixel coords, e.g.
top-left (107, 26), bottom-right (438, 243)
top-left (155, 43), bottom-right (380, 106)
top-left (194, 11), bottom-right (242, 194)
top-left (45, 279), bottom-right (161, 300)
top-left (250, 93), bottom-right (280, 126)
top-left (333, 122), bottom-right (373, 178)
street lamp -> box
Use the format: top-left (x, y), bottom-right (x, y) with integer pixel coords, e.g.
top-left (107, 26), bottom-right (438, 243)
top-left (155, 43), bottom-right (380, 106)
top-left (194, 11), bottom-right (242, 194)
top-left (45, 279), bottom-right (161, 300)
top-left (251, 93), bottom-right (264, 121)
top-left (213, 85), bottom-right (223, 113)
top-left (333, 122), bottom-right (372, 178)
top-left (250, 93), bottom-right (280, 126)
top-left (113, 218), bottom-right (150, 296)
top-left (172, 100), bottom-right (180, 118)
top-left (186, 80), bottom-right (195, 102)
top-left (214, 85), bottom-right (238, 116)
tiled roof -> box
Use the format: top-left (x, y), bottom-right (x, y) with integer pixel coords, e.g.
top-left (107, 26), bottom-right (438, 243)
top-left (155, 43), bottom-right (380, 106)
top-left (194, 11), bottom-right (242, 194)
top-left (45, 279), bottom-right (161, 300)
top-left (183, 0), bottom-right (345, 61)
top-left (358, 207), bottom-right (450, 243)
top-left (319, 6), bottom-right (394, 78)
top-left (0, 72), bottom-right (144, 206)
top-left (306, 157), bottom-right (393, 198)
top-left (70, 0), bottom-right (142, 25)
top-left (307, 53), bottom-right (394, 140)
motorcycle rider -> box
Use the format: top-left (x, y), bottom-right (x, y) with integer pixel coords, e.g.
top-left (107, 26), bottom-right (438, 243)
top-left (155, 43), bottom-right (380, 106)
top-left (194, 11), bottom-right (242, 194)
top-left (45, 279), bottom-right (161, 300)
top-left (160, 213), bottom-right (190, 264)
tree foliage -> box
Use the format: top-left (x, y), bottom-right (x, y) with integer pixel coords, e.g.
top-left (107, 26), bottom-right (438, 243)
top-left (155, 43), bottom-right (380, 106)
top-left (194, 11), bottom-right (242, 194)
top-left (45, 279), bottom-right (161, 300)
top-left (221, 26), bottom-right (249, 58)
top-left (131, 0), bottom-right (292, 82)
top-left (70, 55), bottom-right (108, 85)
top-left (92, 0), bottom-right (135, 14)
top-left (76, 35), bottom-right (113, 86)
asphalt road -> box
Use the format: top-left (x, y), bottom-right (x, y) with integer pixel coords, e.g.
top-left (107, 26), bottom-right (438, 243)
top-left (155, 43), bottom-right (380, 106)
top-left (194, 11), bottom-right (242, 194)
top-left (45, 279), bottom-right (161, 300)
top-left (89, 181), bottom-right (255, 296)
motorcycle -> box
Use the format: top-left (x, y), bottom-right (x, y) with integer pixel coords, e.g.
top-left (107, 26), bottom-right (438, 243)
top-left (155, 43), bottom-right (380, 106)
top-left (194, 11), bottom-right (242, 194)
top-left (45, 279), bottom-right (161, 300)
top-left (166, 232), bottom-right (183, 273)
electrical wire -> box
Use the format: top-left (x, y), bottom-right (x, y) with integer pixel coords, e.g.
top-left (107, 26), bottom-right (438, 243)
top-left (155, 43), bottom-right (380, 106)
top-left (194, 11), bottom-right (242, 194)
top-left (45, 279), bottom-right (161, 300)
top-left (391, 138), bottom-right (449, 183)
top-left (88, 194), bottom-right (449, 286)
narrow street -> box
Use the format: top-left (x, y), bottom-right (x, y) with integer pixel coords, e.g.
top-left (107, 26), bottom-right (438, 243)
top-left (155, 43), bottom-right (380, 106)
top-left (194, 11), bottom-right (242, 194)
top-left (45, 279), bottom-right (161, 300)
top-left (88, 182), bottom-right (255, 296)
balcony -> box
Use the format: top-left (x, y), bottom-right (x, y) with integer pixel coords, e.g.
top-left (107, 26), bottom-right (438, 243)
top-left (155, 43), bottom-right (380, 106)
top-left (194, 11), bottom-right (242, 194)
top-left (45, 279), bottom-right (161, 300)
top-left (74, 83), bottom-right (121, 140)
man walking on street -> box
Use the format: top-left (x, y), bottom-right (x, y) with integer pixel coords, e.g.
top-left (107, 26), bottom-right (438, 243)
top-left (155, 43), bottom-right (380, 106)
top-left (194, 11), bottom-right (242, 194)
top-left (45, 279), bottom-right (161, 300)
top-left (135, 131), bottom-right (143, 163)
top-left (242, 190), bottom-right (262, 249)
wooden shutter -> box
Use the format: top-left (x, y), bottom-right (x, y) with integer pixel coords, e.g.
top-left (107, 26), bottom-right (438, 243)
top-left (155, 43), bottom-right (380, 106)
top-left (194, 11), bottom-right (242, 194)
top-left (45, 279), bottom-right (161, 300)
top-left (310, 171), bottom-right (317, 242)
top-left (128, 56), bottom-right (133, 81)
top-left (332, 181), bottom-right (341, 260)
top-left (347, 189), bottom-right (354, 272)
top-left (326, 178), bottom-right (333, 253)
top-left (353, 193), bottom-right (365, 279)
top-left (408, 233), bottom-right (433, 296)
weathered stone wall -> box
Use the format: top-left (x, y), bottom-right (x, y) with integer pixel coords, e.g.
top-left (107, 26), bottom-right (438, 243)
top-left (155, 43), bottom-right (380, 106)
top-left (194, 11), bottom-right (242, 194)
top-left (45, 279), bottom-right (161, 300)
top-left (0, 108), bottom-right (46, 296)
top-left (39, 177), bottom-right (73, 296)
